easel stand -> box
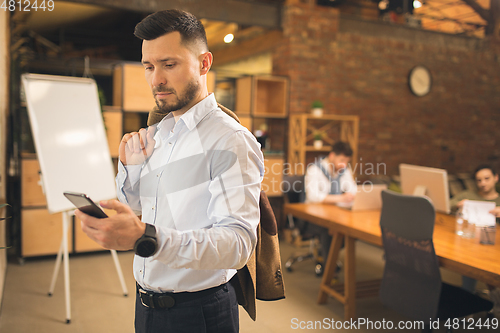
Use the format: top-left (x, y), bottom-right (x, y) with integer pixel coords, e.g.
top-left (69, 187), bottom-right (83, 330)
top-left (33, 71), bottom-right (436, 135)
top-left (48, 211), bottom-right (129, 323)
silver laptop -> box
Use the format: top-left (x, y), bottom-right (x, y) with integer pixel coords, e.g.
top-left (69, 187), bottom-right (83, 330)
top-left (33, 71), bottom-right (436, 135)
top-left (337, 184), bottom-right (388, 211)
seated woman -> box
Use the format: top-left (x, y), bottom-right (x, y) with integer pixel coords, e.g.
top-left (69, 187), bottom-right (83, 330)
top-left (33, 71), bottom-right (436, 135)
top-left (449, 164), bottom-right (500, 315)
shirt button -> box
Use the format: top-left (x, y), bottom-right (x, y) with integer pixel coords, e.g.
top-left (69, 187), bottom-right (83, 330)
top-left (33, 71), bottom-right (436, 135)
top-left (152, 207), bottom-right (155, 210)
top-left (168, 142), bottom-right (172, 145)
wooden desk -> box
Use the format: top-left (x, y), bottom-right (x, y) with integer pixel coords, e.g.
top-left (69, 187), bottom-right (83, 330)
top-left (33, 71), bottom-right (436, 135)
top-left (284, 203), bottom-right (500, 320)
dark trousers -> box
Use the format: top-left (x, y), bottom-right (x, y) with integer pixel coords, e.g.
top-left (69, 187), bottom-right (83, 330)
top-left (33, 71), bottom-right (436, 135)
top-left (135, 282), bottom-right (239, 333)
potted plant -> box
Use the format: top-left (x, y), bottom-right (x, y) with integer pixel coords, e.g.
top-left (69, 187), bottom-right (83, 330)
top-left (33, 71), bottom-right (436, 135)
top-left (311, 100), bottom-right (324, 117)
top-left (313, 132), bottom-right (324, 149)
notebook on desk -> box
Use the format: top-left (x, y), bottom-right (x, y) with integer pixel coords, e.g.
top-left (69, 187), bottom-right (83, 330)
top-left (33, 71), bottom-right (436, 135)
top-left (337, 184), bottom-right (388, 211)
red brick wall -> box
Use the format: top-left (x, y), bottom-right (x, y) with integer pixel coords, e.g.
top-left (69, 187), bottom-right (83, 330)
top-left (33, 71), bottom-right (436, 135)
top-left (273, 2), bottom-right (500, 179)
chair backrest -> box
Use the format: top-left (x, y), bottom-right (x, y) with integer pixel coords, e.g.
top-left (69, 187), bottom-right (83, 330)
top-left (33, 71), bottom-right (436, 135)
top-left (379, 190), bottom-right (442, 322)
top-left (282, 174), bottom-right (305, 204)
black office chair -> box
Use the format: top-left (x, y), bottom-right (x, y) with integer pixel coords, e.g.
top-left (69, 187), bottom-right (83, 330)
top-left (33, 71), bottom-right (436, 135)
top-left (282, 174), bottom-right (323, 276)
top-left (379, 190), bottom-right (493, 332)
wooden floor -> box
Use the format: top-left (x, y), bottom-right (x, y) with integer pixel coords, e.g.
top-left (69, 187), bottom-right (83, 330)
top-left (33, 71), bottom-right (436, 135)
top-left (0, 240), bottom-right (495, 333)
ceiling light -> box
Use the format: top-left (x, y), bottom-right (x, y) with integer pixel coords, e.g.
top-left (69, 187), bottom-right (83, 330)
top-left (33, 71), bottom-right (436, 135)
top-left (378, 0), bottom-right (389, 11)
top-left (413, 0), bottom-right (422, 9)
top-left (224, 33), bottom-right (234, 44)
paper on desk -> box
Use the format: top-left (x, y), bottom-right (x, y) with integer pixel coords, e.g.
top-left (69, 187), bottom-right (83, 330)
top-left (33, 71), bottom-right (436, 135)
top-left (462, 200), bottom-right (496, 227)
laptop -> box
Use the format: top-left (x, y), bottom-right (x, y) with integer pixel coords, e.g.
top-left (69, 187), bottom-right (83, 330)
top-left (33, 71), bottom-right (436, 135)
top-left (337, 184), bottom-right (388, 211)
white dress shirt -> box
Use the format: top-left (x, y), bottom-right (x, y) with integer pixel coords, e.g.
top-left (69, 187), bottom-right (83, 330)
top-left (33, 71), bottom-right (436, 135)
top-left (304, 157), bottom-right (357, 203)
top-left (116, 94), bottom-right (264, 293)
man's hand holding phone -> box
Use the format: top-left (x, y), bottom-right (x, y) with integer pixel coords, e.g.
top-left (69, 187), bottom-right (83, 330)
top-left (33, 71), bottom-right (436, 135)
top-left (119, 126), bottom-right (156, 165)
top-left (64, 192), bottom-right (145, 250)
top-left (76, 199), bottom-right (145, 251)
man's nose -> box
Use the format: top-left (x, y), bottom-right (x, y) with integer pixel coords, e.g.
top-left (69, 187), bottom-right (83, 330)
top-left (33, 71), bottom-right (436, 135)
top-left (151, 70), bottom-right (166, 87)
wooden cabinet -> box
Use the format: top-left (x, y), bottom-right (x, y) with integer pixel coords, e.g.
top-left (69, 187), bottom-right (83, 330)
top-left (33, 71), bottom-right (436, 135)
top-left (102, 107), bottom-right (123, 158)
top-left (288, 114), bottom-right (359, 175)
top-left (21, 157), bottom-right (46, 207)
top-left (113, 63), bottom-right (156, 112)
top-left (262, 157), bottom-right (284, 197)
top-left (21, 209), bottom-right (71, 257)
top-left (235, 75), bottom-right (288, 125)
top-left (235, 75), bottom-right (289, 197)
top-left (20, 155), bottom-right (48, 257)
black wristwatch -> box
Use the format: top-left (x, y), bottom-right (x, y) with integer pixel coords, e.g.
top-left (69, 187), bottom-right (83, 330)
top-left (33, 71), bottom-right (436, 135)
top-left (134, 223), bottom-right (158, 258)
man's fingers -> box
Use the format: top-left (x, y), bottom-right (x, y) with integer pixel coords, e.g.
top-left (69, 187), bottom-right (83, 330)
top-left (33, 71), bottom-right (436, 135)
top-left (99, 199), bottom-right (131, 214)
top-left (131, 132), bottom-right (142, 153)
top-left (124, 132), bottom-right (140, 154)
top-left (121, 132), bottom-right (133, 143)
top-left (119, 129), bottom-right (155, 165)
top-left (75, 209), bottom-right (102, 230)
top-left (139, 128), bottom-right (148, 150)
top-left (147, 125), bottom-right (156, 139)
top-left (145, 126), bottom-right (157, 154)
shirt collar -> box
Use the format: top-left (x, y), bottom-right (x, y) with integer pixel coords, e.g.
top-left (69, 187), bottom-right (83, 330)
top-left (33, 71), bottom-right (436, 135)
top-left (179, 93), bottom-right (218, 132)
top-left (321, 157), bottom-right (342, 176)
top-left (155, 93), bottom-right (217, 138)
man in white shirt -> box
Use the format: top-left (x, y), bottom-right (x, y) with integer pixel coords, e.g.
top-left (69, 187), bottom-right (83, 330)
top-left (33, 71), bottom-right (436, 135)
top-left (76, 10), bottom-right (264, 333)
top-left (305, 141), bottom-right (357, 205)
top-left (303, 141), bottom-right (356, 262)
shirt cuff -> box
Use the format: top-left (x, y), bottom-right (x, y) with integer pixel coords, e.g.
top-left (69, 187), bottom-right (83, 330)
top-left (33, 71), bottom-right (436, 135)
top-left (117, 161), bottom-right (142, 185)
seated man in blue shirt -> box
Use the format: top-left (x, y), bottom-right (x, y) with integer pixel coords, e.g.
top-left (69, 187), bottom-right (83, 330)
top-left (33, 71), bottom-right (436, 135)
top-left (303, 141), bottom-right (357, 266)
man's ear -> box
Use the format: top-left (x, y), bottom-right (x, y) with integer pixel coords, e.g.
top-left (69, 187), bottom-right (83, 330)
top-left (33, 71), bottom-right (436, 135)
top-left (200, 52), bottom-right (213, 75)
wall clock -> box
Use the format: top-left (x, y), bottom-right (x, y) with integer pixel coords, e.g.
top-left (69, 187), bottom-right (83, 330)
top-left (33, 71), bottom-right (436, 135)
top-left (408, 65), bottom-right (432, 97)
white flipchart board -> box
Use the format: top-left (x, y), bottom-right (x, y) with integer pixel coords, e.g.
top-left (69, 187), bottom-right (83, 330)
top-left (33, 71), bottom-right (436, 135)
top-left (22, 74), bottom-right (116, 214)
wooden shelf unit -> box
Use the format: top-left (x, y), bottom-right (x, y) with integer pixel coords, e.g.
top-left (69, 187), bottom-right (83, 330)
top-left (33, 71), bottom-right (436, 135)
top-left (102, 106), bottom-right (123, 158)
top-left (234, 75), bottom-right (289, 197)
top-left (288, 114), bottom-right (359, 175)
top-left (235, 75), bottom-right (289, 119)
top-left (113, 63), bottom-right (156, 112)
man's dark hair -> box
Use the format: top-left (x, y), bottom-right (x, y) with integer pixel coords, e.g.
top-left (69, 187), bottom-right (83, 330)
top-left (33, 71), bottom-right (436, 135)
top-left (134, 10), bottom-right (208, 51)
top-left (473, 164), bottom-right (497, 179)
top-left (331, 141), bottom-right (353, 157)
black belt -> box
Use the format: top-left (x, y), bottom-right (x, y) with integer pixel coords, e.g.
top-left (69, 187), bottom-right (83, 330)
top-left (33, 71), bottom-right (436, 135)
top-left (137, 283), bottom-right (227, 309)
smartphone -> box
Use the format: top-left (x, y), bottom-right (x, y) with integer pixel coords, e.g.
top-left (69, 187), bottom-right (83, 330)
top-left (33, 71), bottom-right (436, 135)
top-left (63, 191), bottom-right (108, 218)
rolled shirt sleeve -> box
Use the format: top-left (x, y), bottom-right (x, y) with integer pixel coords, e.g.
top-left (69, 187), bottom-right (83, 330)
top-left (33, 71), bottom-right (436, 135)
top-left (116, 161), bottom-right (143, 215)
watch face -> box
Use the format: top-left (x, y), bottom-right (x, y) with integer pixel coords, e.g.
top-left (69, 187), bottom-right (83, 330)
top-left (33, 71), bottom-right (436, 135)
top-left (409, 65), bottom-right (431, 97)
top-left (136, 239), bottom-right (157, 257)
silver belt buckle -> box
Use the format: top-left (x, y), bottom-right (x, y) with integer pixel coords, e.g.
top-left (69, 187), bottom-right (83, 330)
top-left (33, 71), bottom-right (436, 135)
top-left (138, 288), bottom-right (153, 308)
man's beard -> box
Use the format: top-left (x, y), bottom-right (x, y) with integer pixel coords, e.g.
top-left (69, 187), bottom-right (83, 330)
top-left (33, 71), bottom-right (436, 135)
top-left (154, 80), bottom-right (200, 114)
